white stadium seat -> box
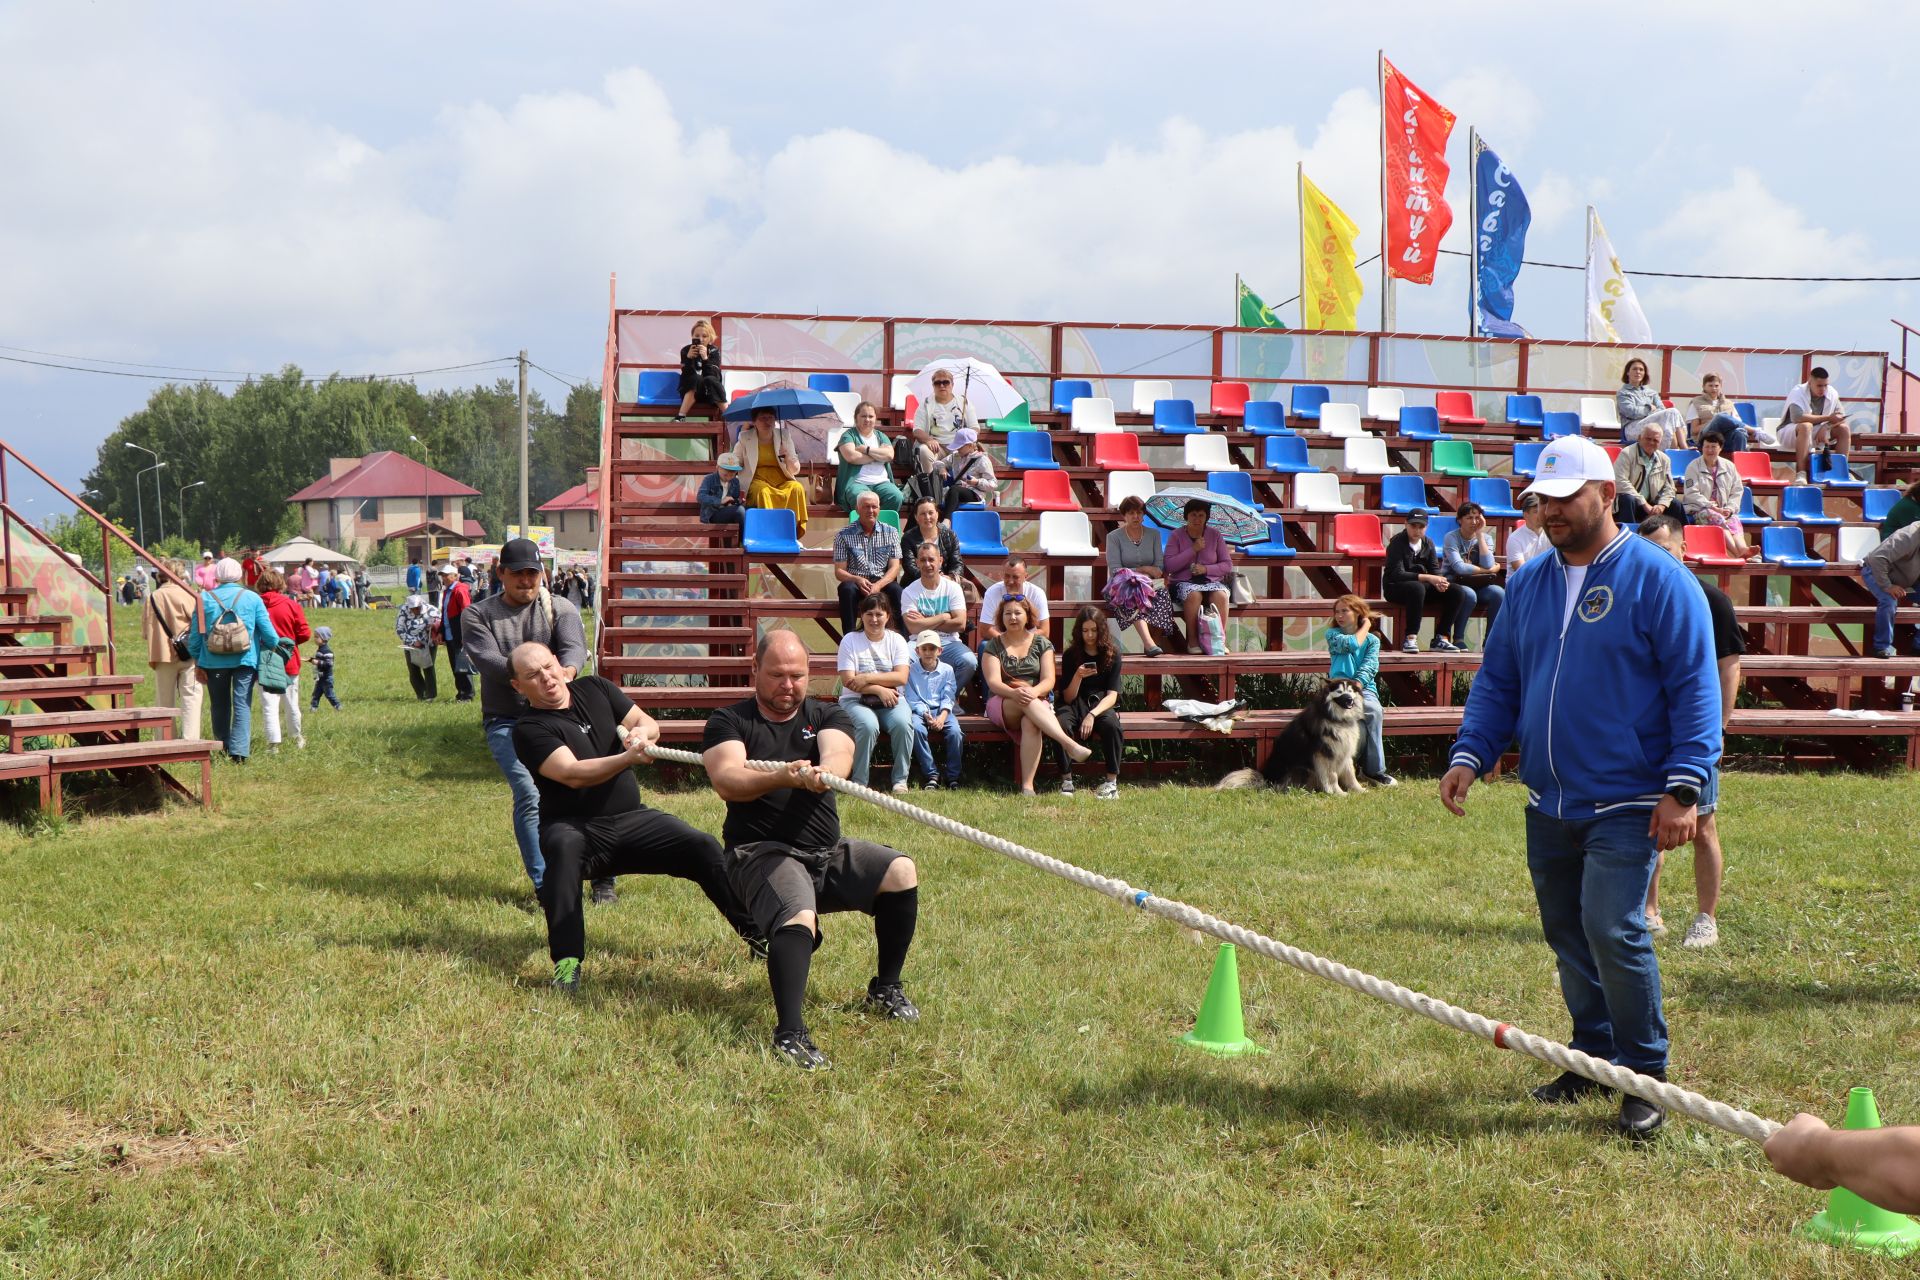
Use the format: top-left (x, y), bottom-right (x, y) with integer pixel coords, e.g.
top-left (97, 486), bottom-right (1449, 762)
top-left (1342, 436), bottom-right (1399, 476)
top-left (1105, 470), bottom-right (1157, 509)
top-left (1070, 397), bottom-right (1119, 434)
top-left (1183, 434), bottom-right (1233, 471)
top-left (1365, 387), bottom-right (1406, 423)
top-left (1037, 511), bottom-right (1099, 557)
top-left (1294, 472), bottom-right (1351, 512)
top-left (1580, 396), bottom-right (1622, 434)
top-left (1318, 402), bottom-right (1364, 437)
top-left (1130, 380), bottom-right (1174, 416)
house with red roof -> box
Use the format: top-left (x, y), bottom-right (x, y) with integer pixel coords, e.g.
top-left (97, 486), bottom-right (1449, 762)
top-left (287, 450), bottom-right (486, 561)
top-left (535, 467), bottom-right (601, 550)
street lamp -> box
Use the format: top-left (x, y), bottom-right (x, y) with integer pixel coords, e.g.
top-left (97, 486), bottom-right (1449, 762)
top-left (408, 434), bottom-right (434, 570)
top-left (124, 442), bottom-right (158, 545)
top-left (179, 480), bottom-right (206, 543)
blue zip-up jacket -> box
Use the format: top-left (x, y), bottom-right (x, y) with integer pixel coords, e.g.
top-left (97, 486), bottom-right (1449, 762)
top-left (1449, 528), bottom-right (1720, 819)
top-left (186, 583), bottom-right (282, 671)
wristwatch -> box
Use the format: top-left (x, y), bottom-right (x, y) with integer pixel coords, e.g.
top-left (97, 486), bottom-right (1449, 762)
top-left (1664, 783), bottom-right (1700, 808)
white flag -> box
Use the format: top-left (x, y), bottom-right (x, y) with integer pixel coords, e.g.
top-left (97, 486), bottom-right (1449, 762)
top-left (1585, 207), bottom-right (1652, 345)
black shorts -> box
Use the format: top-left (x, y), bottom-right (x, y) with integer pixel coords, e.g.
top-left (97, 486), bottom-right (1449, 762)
top-left (727, 838), bottom-right (905, 936)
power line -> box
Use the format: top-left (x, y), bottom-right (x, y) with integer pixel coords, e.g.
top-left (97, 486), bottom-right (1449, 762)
top-left (526, 360), bottom-right (589, 391)
top-left (1431, 247), bottom-right (1920, 283)
top-left (0, 343), bottom-right (267, 376)
top-left (0, 352), bottom-right (518, 385)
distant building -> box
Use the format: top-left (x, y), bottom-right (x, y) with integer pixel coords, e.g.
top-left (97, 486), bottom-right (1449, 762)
top-left (535, 467), bottom-right (601, 551)
top-left (287, 451), bottom-right (485, 561)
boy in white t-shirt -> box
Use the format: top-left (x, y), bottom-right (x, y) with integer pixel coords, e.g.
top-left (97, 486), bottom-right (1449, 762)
top-left (835, 593), bottom-right (915, 793)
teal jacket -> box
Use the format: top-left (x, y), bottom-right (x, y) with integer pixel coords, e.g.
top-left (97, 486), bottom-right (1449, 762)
top-left (186, 583), bottom-right (282, 670)
top-left (1326, 625), bottom-right (1380, 698)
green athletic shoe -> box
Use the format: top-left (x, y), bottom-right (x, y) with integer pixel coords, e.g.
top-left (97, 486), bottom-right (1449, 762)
top-left (551, 957), bottom-right (581, 994)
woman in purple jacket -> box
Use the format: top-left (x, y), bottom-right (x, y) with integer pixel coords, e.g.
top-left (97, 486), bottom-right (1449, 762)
top-left (1164, 498), bottom-right (1235, 654)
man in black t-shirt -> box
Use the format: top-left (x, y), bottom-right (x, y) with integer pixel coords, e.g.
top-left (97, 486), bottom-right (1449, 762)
top-left (1638, 517), bottom-right (1745, 949)
top-left (701, 630), bottom-right (922, 1070)
top-left (509, 642), bottom-right (758, 992)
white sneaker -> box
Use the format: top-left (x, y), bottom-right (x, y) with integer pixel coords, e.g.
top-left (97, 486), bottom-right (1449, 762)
top-left (891, 781), bottom-right (909, 795)
top-left (295, 737), bottom-right (307, 750)
top-left (1094, 778), bottom-right (1118, 800)
top-left (1646, 911), bottom-right (1667, 937)
top-left (1680, 913), bottom-right (1719, 949)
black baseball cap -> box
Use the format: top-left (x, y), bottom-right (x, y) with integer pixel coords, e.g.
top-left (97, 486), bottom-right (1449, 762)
top-left (500, 538), bottom-right (543, 571)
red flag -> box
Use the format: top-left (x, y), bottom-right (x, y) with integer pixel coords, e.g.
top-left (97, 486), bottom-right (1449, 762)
top-left (1382, 58), bottom-right (1456, 285)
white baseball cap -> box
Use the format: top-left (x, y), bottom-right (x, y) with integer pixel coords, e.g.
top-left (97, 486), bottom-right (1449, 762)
top-left (911, 630), bottom-right (943, 650)
top-left (1523, 436), bottom-right (1616, 499)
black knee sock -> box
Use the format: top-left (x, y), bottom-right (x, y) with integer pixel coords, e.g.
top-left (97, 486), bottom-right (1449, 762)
top-left (871, 887), bottom-right (918, 988)
top-left (767, 924), bottom-right (815, 1037)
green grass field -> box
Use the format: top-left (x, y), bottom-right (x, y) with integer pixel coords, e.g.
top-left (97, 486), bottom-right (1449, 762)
top-left (1, 602), bottom-right (1916, 1277)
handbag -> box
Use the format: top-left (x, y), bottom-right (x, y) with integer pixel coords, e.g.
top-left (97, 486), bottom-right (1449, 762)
top-left (405, 644), bottom-right (435, 669)
top-left (257, 642), bottom-right (293, 693)
top-left (1228, 572), bottom-right (1255, 607)
top-left (199, 589), bottom-right (251, 656)
top-left (151, 594), bottom-right (192, 662)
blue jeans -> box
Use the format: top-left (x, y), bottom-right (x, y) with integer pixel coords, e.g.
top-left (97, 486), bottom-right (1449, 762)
top-left (936, 636), bottom-right (979, 692)
top-left (1359, 691), bottom-right (1387, 777)
top-left (1524, 807), bottom-right (1668, 1074)
top-left (1860, 562), bottom-right (1914, 654)
top-left (910, 709), bottom-right (966, 786)
top-left (839, 695), bottom-right (914, 788)
top-left (1702, 413), bottom-right (1747, 455)
top-left (485, 715), bottom-right (546, 889)
top-left (1452, 581), bottom-right (1504, 643)
top-left (205, 665), bottom-right (256, 759)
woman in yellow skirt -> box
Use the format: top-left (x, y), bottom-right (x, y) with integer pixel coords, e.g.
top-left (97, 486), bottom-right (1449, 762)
top-left (736, 406), bottom-right (810, 536)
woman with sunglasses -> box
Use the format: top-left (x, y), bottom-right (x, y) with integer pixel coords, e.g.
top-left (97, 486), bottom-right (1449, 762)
top-left (911, 370), bottom-right (980, 475)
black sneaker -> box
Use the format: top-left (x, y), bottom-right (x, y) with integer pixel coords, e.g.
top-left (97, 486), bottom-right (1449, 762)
top-left (590, 880), bottom-right (618, 906)
top-left (1618, 1091), bottom-right (1666, 1139)
top-left (1530, 1070), bottom-right (1614, 1104)
top-left (863, 981), bottom-right (920, 1022)
top-left (740, 931), bottom-right (770, 962)
top-left (551, 957), bottom-right (581, 994)
top-left (1363, 771), bottom-right (1399, 788)
top-left (772, 1028), bottom-right (830, 1070)
top-left (922, 778), bottom-right (940, 791)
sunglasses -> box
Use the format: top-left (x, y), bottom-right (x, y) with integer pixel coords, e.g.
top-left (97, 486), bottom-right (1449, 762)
top-left (933, 380), bottom-right (952, 386)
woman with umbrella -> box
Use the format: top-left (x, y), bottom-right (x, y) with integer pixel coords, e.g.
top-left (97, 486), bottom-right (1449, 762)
top-left (737, 404), bottom-right (811, 536)
top-left (911, 368), bottom-right (981, 475)
top-left (1164, 497), bottom-right (1236, 655)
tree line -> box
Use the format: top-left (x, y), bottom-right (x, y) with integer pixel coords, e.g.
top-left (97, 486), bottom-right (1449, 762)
top-left (79, 367), bottom-right (602, 554)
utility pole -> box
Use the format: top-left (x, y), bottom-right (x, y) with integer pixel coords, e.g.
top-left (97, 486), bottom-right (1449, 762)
top-left (518, 349), bottom-right (530, 533)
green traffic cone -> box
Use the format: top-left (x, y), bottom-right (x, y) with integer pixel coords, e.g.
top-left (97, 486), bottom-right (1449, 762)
top-left (1176, 943), bottom-right (1266, 1057)
top-left (1796, 1087), bottom-right (1920, 1258)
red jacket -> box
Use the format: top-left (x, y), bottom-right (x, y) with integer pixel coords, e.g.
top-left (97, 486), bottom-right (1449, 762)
top-left (261, 590), bottom-right (312, 676)
top-left (437, 581), bottom-right (472, 643)
top-left (242, 556), bottom-right (262, 588)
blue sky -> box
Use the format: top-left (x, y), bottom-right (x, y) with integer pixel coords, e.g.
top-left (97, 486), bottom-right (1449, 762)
top-left (3, 0), bottom-right (1915, 492)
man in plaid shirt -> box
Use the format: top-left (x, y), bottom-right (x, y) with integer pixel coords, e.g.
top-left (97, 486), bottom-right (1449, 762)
top-left (832, 491), bottom-right (904, 632)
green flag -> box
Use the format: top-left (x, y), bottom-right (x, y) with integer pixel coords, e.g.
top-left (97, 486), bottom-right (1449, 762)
top-left (1237, 279), bottom-right (1286, 329)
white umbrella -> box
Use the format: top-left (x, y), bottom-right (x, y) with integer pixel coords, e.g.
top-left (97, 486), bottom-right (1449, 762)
top-left (905, 358), bottom-right (1025, 420)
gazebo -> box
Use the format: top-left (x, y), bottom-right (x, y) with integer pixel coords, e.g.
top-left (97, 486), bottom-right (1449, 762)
top-left (260, 537), bottom-right (360, 567)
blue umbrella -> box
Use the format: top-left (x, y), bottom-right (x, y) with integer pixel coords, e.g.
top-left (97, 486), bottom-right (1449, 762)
top-left (722, 386), bottom-right (839, 424)
top-left (1144, 485), bottom-right (1270, 546)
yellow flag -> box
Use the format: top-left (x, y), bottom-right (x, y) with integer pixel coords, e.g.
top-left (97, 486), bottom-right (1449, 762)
top-left (1299, 172), bottom-right (1364, 330)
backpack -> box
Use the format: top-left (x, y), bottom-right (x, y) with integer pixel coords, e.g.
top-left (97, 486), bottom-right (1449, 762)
top-left (200, 587), bottom-right (251, 656)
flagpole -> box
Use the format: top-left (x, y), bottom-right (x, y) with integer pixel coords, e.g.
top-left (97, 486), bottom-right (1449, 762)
top-left (1467, 127), bottom-right (1479, 339)
top-left (1584, 206), bottom-right (1595, 343)
top-left (1379, 49), bottom-right (1393, 333)
top-left (1235, 272), bottom-right (1241, 327)
top-left (1297, 163), bottom-right (1306, 329)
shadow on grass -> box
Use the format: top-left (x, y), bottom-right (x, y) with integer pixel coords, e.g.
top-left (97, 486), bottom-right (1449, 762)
top-left (1371, 912), bottom-right (1543, 946)
top-left (300, 867), bottom-right (537, 913)
top-left (1680, 971), bottom-right (1920, 1012)
top-left (1059, 1063), bottom-right (1572, 1141)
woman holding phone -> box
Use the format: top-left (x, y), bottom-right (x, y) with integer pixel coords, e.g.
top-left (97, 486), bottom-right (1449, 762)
top-left (1056, 605), bottom-right (1125, 799)
top-left (675, 318), bottom-right (724, 420)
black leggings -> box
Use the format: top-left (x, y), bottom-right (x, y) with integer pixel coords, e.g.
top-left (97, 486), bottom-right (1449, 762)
top-left (1382, 581), bottom-right (1469, 645)
top-left (537, 808), bottom-right (753, 963)
top-left (1056, 698), bottom-right (1125, 773)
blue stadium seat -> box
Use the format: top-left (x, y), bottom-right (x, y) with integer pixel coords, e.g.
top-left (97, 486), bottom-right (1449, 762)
top-left (741, 508), bottom-right (803, 556)
top-left (1512, 441), bottom-right (1545, 477)
top-left (1761, 525), bottom-right (1827, 568)
top-left (1735, 401), bottom-right (1759, 429)
top-left (1152, 399), bottom-right (1201, 434)
top-left (1738, 488), bottom-right (1771, 527)
top-left (952, 508), bottom-right (1010, 558)
top-left (1262, 434), bottom-right (1319, 474)
top-left (1206, 470), bottom-right (1262, 510)
top-left (1781, 485), bottom-right (1841, 526)
top-left (1051, 380), bottom-right (1093, 413)
top-left (1004, 430), bottom-right (1059, 471)
top-left (1542, 412), bottom-right (1581, 440)
top-left (1378, 474), bottom-right (1436, 515)
top-left (1425, 515), bottom-right (1459, 546)
top-left (636, 370), bottom-right (680, 404)
top-left (1467, 477), bottom-right (1523, 519)
top-left (1505, 394), bottom-right (1545, 429)
top-left (1242, 514), bottom-right (1296, 558)
top-left (1397, 405), bottom-right (1451, 442)
top-left (1291, 385), bottom-right (1331, 421)
top-left (1243, 401), bottom-right (1293, 435)
top-left (1811, 452), bottom-right (1867, 489)
top-left (806, 373), bottom-right (851, 393)
top-left (1665, 449), bottom-right (1700, 478)
top-left (1864, 487), bottom-right (1902, 523)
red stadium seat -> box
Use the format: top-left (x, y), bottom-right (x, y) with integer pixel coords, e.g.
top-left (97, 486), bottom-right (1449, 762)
top-left (1434, 390), bottom-right (1486, 425)
top-left (1020, 470), bottom-right (1080, 511)
top-left (1604, 445), bottom-right (1622, 463)
top-left (1734, 450), bottom-right (1787, 490)
top-left (1091, 433), bottom-right (1144, 470)
top-left (1332, 513), bottom-right (1386, 558)
top-left (1683, 524), bottom-right (1744, 566)
top-left (1210, 382), bottom-right (1253, 417)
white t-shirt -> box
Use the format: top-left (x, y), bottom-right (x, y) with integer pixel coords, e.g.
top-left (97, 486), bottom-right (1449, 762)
top-left (837, 629), bottom-right (912, 688)
top-left (1507, 525), bottom-right (1550, 570)
top-left (916, 397), bottom-right (977, 444)
top-left (1560, 563), bottom-right (1588, 636)
top-left (842, 427), bottom-right (888, 484)
top-left (901, 576), bottom-right (965, 629)
top-left (980, 580), bottom-right (1049, 628)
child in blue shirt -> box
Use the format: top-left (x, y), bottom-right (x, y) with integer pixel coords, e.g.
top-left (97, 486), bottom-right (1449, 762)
top-left (309, 625), bottom-right (342, 710)
top-left (904, 630), bottom-right (962, 790)
top-left (1326, 594), bottom-right (1392, 787)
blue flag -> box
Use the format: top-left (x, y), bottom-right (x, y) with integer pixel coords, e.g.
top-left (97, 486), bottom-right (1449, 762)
top-left (1474, 137), bottom-right (1531, 339)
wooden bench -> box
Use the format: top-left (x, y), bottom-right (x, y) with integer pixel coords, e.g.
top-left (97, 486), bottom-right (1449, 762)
top-left (0, 707), bottom-right (178, 752)
top-left (0, 674), bottom-right (142, 708)
top-left (42, 739), bottom-right (216, 816)
top-left (0, 751), bottom-right (52, 808)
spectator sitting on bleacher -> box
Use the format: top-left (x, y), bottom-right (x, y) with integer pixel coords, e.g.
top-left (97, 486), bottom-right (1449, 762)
top-left (905, 630), bottom-right (963, 791)
top-left (978, 556), bottom-right (1048, 645)
top-left (698, 452), bottom-right (745, 525)
top-left (1164, 499), bottom-right (1235, 656)
top-left (982, 595), bottom-right (1093, 797)
top-left (1879, 481), bottom-right (1920, 538)
top-left (940, 429), bottom-right (1002, 517)
top-left (1681, 431), bottom-right (1760, 559)
top-left (1507, 493), bottom-right (1551, 571)
top-left (900, 541), bottom-right (978, 691)
top-left (674, 319), bottom-right (724, 421)
top-left (1781, 365), bottom-right (1851, 483)
top-left (837, 593), bottom-right (915, 795)
top-left (912, 370), bottom-right (980, 474)
top-left (1616, 357), bottom-right (1688, 447)
top-left (1056, 606), bottom-right (1126, 800)
top-left (1860, 519), bottom-right (1920, 659)
top-left (738, 406), bottom-right (810, 536)
top-left (1104, 495), bottom-right (1173, 657)
top-left (1440, 503), bottom-right (1505, 649)
top-left (1327, 594), bottom-right (1394, 788)
top-left (834, 402), bottom-right (904, 513)
top-left (1614, 423), bottom-right (1680, 523)
top-left (832, 491), bottom-right (904, 635)
top-left (1688, 374), bottom-right (1749, 454)
top-left (899, 496), bottom-right (963, 578)
top-left (1383, 510), bottom-right (1466, 653)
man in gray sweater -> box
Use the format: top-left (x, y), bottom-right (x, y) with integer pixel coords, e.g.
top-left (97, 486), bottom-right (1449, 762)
top-left (461, 538), bottom-right (611, 901)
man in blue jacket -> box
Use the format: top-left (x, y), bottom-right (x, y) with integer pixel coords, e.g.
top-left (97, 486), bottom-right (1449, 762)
top-left (1438, 435), bottom-right (1720, 1139)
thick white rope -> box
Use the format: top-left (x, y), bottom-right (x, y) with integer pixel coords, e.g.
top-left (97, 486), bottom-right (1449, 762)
top-left (650, 745), bottom-right (1781, 1145)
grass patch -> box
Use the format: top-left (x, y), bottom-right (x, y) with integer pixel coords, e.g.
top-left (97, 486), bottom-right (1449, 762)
top-left (0, 604), bottom-right (1914, 1275)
